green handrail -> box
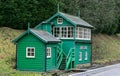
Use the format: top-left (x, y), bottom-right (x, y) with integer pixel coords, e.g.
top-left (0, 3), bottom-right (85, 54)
top-left (65, 48), bottom-right (75, 70)
top-left (56, 42), bottom-right (65, 69)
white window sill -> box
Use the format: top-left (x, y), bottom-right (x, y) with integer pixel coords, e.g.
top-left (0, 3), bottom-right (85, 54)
top-left (47, 56), bottom-right (51, 58)
top-left (26, 56), bottom-right (35, 58)
top-left (76, 38), bottom-right (91, 40)
top-left (79, 59), bottom-right (82, 61)
top-left (56, 37), bottom-right (74, 39)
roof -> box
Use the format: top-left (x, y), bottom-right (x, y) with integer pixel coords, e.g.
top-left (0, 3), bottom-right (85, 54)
top-left (59, 12), bottom-right (93, 28)
top-left (12, 29), bottom-right (61, 43)
top-left (40, 12), bottom-right (94, 28)
top-left (30, 29), bottom-right (61, 43)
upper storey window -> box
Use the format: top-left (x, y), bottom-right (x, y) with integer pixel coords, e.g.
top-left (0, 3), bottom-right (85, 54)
top-left (57, 18), bottom-right (63, 24)
top-left (53, 26), bottom-right (73, 39)
top-left (76, 26), bottom-right (91, 40)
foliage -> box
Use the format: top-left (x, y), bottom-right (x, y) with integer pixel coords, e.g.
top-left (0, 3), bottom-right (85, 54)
top-left (0, 0), bottom-right (120, 33)
top-left (60, 0), bottom-right (120, 34)
top-left (0, 0), bottom-right (57, 29)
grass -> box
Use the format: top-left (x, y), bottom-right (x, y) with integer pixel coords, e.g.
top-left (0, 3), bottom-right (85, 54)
top-left (92, 34), bottom-right (120, 64)
top-left (1, 27), bottom-right (120, 75)
top-left (0, 27), bottom-right (51, 76)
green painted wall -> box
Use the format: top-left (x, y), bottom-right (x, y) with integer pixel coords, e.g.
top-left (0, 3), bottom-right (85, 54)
top-left (42, 23), bottom-right (52, 34)
top-left (75, 43), bottom-right (91, 65)
top-left (36, 23), bottom-right (52, 34)
top-left (17, 33), bottom-right (45, 71)
top-left (51, 17), bottom-right (73, 26)
top-left (46, 43), bottom-right (57, 71)
top-left (61, 39), bottom-right (75, 55)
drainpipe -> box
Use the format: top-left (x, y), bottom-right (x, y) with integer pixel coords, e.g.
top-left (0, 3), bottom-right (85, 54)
top-left (16, 43), bottom-right (17, 69)
top-left (45, 43), bottom-right (47, 72)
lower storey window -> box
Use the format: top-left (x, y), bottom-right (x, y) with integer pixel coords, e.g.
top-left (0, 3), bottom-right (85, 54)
top-left (79, 52), bottom-right (82, 61)
top-left (85, 52), bottom-right (88, 60)
top-left (26, 47), bottom-right (35, 58)
top-left (47, 47), bottom-right (51, 58)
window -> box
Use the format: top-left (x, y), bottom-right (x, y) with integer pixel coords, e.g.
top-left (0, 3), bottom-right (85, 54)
top-left (76, 26), bottom-right (91, 40)
top-left (53, 27), bottom-right (60, 38)
top-left (53, 26), bottom-right (73, 39)
top-left (80, 46), bottom-right (87, 50)
top-left (26, 47), bottom-right (35, 58)
top-left (79, 52), bottom-right (82, 61)
top-left (85, 52), bottom-right (88, 60)
top-left (57, 18), bottom-right (63, 24)
top-left (47, 47), bottom-right (51, 58)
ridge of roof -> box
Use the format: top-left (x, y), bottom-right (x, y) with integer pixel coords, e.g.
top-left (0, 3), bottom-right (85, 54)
top-left (58, 12), bottom-right (93, 28)
top-left (12, 29), bottom-right (61, 43)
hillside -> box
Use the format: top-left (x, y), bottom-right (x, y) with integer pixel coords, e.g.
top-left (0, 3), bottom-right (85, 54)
top-left (92, 34), bottom-right (120, 64)
top-left (0, 27), bottom-right (44, 76)
top-left (0, 27), bottom-right (120, 75)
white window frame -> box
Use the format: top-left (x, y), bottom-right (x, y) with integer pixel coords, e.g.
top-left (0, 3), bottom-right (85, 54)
top-left (47, 47), bottom-right (51, 58)
top-left (57, 18), bottom-right (63, 24)
top-left (79, 52), bottom-right (82, 61)
top-left (26, 47), bottom-right (35, 58)
top-left (85, 51), bottom-right (88, 60)
top-left (76, 26), bottom-right (91, 40)
top-left (53, 26), bottom-right (74, 39)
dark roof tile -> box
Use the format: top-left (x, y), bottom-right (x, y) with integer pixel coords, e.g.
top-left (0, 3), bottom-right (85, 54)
top-left (30, 29), bottom-right (61, 43)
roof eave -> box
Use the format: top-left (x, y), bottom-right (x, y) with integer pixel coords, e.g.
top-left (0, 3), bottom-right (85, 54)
top-left (47, 40), bottom-right (61, 43)
top-left (12, 31), bottom-right (27, 43)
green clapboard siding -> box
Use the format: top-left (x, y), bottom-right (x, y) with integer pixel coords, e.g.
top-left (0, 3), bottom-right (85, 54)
top-left (17, 33), bottom-right (45, 71)
top-left (51, 17), bottom-right (73, 26)
top-left (42, 23), bottom-right (52, 34)
top-left (75, 43), bottom-right (91, 65)
top-left (62, 39), bottom-right (75, 55)
top-left (46, 43), bottom-right (57, 71)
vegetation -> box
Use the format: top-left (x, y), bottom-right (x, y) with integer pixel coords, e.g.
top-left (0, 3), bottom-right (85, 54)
top-left (1, 27), bottom-right (120, 75)
top-left (92, 34), bottom-right (120, 64)
top-left (0, 27), bottom-right (51, 76)
top-left (0, 0), bottom-right (120, 34)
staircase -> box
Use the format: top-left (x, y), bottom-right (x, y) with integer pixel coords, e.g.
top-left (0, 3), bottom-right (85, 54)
top-left (56, 43), bottom-right (75, 70)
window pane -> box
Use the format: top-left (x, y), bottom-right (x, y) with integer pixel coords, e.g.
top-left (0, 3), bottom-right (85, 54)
top-left (31, 48), bottom-right (34, 52)
top-left (28, 53), bottom-right (31, 56)
top-left (57, 18), bottom-right (63, 24)
top-left (28, 48), bottom-right (30, 52)
top-left (68, 27), bottom-right (73, 37)
top-left (85, 52), bottom-right (88, 60)
top-left (31, 53), bottom-right (34, 56)
top-left (47, 47), bottom-right (51, 58)
top-left (79, 52), bottom-right (82, 61)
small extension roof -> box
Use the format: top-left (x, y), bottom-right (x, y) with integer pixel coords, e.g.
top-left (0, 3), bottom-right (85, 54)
top-left (12, 29), bottom-right (61, 43)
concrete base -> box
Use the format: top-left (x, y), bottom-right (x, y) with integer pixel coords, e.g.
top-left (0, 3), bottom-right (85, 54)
top-left (75, 63), bottom-right (91, 69)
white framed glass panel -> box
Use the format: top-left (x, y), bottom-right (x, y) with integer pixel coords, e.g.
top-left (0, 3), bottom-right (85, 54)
top-left (26, 47), bottom-right (35, 58)
top-left (53, 26), bottom-right (73, 39)
top-left (76, 26), bottom-right (91, 40)
top-left (47, 47), bottom-right (51, 58)
top-left (85, 51), bottom-right (88, 60)
top-left (79, 52), bottom-right (82, 61)
top-left (57, 18), bottom-right (63, 24)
